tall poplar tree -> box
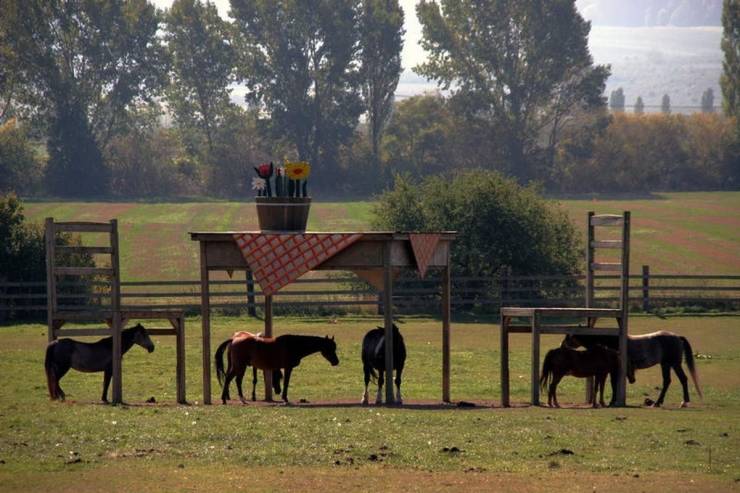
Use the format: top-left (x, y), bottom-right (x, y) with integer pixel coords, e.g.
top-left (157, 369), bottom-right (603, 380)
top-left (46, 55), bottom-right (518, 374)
top-left (359, 0), bottom-right (404, 162)
top-left (415, 0), bottom-right (609, 181)
top-left (231, 0), bottom-right (364, 182)
top-left (165, 0), bottom-right (235, 153)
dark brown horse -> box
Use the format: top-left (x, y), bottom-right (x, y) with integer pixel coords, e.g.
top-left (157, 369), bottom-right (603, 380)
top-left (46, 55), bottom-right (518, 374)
top-left (44, 323), bottom-right (155, 402)
top-left (540, 345), bottom-right (620, 408)
top-left (563, 331), bottom-right (702, 407)
top-left (215, 333), bottom-right (339, 404)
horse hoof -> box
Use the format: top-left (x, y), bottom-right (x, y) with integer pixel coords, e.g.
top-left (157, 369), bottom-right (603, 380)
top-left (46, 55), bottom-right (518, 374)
top-left (680, 401), bottom-right (689, 408)
top-left (361, 399), bottom-right (368, 406)
top-left (396, 400), bottom-right (403, 406)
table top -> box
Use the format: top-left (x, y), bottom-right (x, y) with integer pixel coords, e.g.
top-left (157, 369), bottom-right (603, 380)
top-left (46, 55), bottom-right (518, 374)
top-left (190, 231), bottom-right (457, 241)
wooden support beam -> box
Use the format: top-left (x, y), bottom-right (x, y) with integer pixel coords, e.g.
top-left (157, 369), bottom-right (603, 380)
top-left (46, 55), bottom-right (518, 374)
top-left (264, 295), bottom-right (273, 402)
top-left (590, 215), bottom-right (624, 226)
top-left (199, 241), bottom-right (212, 405)
top-left (383, 242), bottom-right (395, 406)
top-left (442, 259), bottom-right (451, 403)
top-left (500, 316), bottom-right (510, 408)
top-left (176, 316), bottom-right (186, 404)
top-left (531, 311), bottom-right (540, 406)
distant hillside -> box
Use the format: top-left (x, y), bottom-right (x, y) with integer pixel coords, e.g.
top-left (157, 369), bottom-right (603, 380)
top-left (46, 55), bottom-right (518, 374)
top-left (576, 0), bottom-right (722, 27)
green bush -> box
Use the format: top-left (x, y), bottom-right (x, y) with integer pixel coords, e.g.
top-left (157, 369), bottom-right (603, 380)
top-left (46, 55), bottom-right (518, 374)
top-left (0, 194), bottom-right (94, 321)
top-left (372, 171), bottom-right (581, 278)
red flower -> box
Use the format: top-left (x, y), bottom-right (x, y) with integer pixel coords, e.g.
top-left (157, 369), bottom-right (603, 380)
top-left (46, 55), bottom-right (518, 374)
top-left (255, 162), bottom-right (273, 178)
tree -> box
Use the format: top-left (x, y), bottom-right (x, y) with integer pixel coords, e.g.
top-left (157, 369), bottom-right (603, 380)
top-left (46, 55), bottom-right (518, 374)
top-left (609, 88), bottom-right (626, 112)
top-left (0, 119), bottom-right (43, 194)
top-left (701, 88), bottom-right (715, 113)
top-left (661, 93), bottom-right (671, 114)
top-left (231, 0), bottom-right (364, 184)
top-left (359, 0), bottom-right (405, 163)
top-left (1, 0), bottom-right (165, 197)
top-left (415, 0), bottom-right (609, 181)
top-left (633, 96), bottom-right (645, 115)
top-left (720, 0), bottom-right (738, 118)
top-left (165, 0), bottom-right (235, 153)
top-left (372, 171), bottom-right (581, 278)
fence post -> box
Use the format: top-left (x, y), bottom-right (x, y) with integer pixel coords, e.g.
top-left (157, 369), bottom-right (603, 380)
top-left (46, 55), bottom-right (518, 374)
top-left (246, 270), bottom-right (257, 318)
top-left (377, 291), bottom-right (384, 316)
top-left (642, 265), bottom-right (650, 312)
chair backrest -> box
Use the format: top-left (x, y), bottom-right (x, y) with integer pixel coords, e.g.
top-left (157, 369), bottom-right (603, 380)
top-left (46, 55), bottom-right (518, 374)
top-left (585, 211), bottom-right (630, 312)
top-left (45, 218), bottom-right (121, 328)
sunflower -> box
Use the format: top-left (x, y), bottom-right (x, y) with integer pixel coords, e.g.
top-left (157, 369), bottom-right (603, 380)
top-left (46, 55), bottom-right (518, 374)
top-left (285, 161), bottom-right (311, 180)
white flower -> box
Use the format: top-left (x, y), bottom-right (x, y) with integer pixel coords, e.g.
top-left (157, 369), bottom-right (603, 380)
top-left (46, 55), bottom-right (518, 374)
top-left (252, 177), bottom-right (267, 190)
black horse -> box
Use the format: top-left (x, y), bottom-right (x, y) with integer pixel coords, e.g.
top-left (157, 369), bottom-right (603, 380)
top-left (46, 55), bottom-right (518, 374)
top-left (361, 324), bottom-right (406, 405)
top-left (563, 330), bottom-right (702, 407)
top-left (44, 323), bottom-right (155, 402)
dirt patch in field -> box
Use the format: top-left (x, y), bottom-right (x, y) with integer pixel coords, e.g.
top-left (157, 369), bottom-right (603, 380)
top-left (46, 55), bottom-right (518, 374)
top-left (0, 463), bottom-right (734, 492)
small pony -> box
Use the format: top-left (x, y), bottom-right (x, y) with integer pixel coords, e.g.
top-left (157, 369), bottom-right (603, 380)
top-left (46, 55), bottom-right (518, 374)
top-left (44, 323), bottom-right (155, 403)
top-left (361, 324), bottom-right (406, 405)
top-left (539, 344), bottom-right (620, 408)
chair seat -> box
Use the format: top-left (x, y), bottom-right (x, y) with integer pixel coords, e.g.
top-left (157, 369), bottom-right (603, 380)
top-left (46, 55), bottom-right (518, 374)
top-left (501, 306), bottom-right (621, 318)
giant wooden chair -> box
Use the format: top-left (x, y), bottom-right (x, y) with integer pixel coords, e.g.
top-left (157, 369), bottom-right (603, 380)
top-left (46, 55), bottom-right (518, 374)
top-left (45, 218), bottom-right (186, 404)
top-left (499, 211), bottom-right (630, 407)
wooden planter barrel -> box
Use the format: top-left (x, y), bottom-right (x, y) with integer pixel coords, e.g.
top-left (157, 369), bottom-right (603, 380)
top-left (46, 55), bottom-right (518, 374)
top-left (255, 197), bottom-right (311, 232)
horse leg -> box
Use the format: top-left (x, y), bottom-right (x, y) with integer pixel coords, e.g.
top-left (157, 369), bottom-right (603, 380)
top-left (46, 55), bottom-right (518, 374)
top-left (236, 371), bottom-right (248, 405)
top-left (595, 374), bottom-right (606, 408)
top-left (102, 367), bottom-right (112, 403)
top-left (549, 373), bottom-right (563, 408)
top-left (361, 366), bottom-right (370, 405)
top-left (375, 369), bottom-right (384, 405)
top-left (252, 367), bottom-right (258, 401)
top-left (394, 367), bottom-right (403, 405)
top-left (673, 365), bottom-right (690, 407)
top-left (281, 367), bottom-right (293, 404)
top-left (653, 363), bottom-right (672, 407)
top-left (55, 363), bottom-right (70, 401)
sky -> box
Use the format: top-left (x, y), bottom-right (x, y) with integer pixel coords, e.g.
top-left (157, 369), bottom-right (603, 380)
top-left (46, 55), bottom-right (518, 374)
top-left (151, 0), bottom-right (723, 108)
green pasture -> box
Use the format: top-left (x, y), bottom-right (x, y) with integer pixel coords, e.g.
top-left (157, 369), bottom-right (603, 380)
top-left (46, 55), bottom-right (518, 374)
top-left (23, 191), bottom-right (740, 281)
top-left (0, 314), bottom-right (738, 491)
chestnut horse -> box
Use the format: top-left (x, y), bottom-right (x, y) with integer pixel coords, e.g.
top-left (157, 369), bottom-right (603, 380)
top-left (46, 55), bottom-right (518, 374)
top-left (215, 333), bottom-right (339, 404)
top-left (214, 331), bottom-right (282, 403)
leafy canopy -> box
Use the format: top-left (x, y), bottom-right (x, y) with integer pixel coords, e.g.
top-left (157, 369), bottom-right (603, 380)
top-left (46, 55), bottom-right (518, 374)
top-left (372, 171), bottom-right (581, 277)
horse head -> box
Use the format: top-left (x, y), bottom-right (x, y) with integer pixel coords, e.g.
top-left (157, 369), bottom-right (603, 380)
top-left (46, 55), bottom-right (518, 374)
top-left (561, 334), bottom-right (581, 349)
top-left (132, 323), bottom-right (155, 353)
top-left (321, 335), bottom-right (339, 366)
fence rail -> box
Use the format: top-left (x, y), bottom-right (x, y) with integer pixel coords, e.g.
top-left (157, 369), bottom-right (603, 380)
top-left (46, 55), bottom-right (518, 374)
top-left (1, 266), bottom-right (739, 320)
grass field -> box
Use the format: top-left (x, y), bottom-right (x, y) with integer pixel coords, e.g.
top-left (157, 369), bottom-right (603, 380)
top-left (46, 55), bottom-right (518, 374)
top-left (0, 314), bottom-right (738, 491)
top-left (23, 191), bottom-right (740, 281)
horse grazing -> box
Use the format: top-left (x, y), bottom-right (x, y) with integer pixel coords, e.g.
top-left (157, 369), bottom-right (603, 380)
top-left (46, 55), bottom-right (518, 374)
top-left (563, 331), bottom-right (702, 407)
top-left (361, 324), bottom-right (406, 405)
top-left (540, 345), bottom-right (620, 408)
top-left (214, 331), bottom-right (282, 403)
top-left (215, 334), bottom-right (339, 404)
top-left (44, 323), bottom-right (155, 403)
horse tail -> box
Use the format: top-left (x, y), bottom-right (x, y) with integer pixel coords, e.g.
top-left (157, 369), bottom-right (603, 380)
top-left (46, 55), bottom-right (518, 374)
top-left (44, 341), bottom-right (58, 400)
top-left (540, 350), bottom-right (553, 392)
top-left (214, 338), bottom-right (231, 387)
top-left (681, 336), bottom-right (702, 399)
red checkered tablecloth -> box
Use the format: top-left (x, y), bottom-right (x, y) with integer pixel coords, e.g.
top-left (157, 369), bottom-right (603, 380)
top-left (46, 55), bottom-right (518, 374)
top-left (233, 233), bottom-right (363, 296)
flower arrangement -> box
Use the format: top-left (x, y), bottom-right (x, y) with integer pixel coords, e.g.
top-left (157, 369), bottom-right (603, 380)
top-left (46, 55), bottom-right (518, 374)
top-left (253, 161), bottom-right (311, 198)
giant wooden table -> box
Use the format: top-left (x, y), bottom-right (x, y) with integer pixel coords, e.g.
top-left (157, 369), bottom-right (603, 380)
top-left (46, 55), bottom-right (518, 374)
top-left (190, 231), bottom-right (456, 405)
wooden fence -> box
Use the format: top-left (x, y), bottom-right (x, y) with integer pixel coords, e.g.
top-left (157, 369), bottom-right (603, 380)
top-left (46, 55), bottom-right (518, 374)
top-left (1, 266), bottom-right (739, 321)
